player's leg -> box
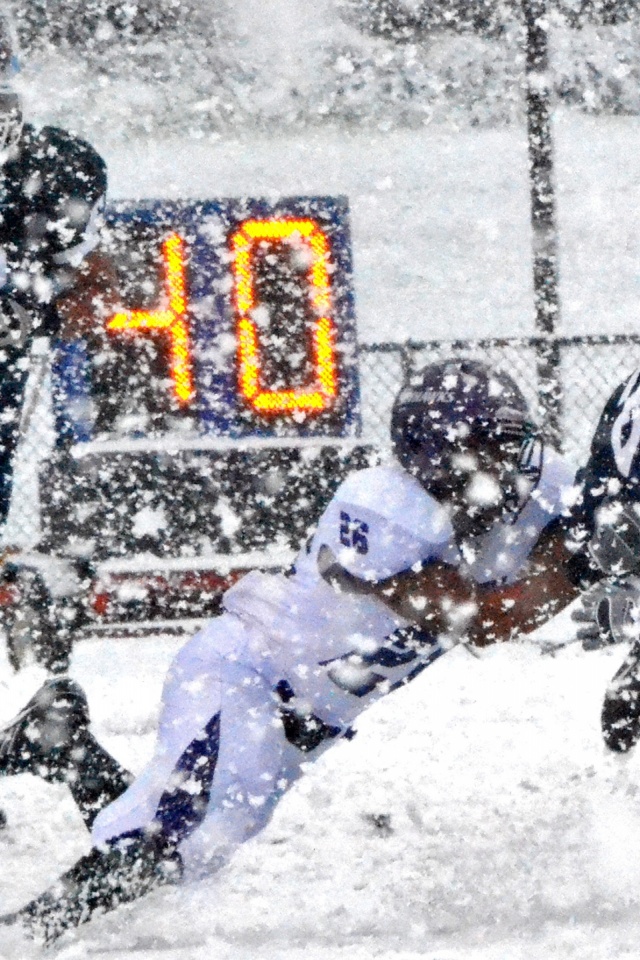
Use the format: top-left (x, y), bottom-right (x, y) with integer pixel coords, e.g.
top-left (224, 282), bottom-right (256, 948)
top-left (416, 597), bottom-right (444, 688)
top-left (175, 658), bottom-right (295, 874)
top-left (0, 348), bottom-right (31, 832)
top-left (0, 676), bottom-right (133, 827)
top-left (2, 616), bottom-right (294, 943)
top-left (0, 644), bottom-right (210, 945)
top-left (602, 637), bottom-right (640, 752)
top-left (88, 616), bottom-right (247, 846)
top-left (1, 830), bottom-right (183, 947)
top-left (88, 614), bottom-right (294, 860)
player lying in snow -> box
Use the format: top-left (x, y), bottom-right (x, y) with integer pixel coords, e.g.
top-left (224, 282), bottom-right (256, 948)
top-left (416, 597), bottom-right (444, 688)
top-left (568, 365), bottom-right (640, 752)
top-left (0, 359), bottom-right (582, 945)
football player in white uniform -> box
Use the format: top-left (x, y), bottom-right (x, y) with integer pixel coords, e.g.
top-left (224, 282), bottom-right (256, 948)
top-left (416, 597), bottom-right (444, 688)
top-left (0, 359), bottom-right (581, 944)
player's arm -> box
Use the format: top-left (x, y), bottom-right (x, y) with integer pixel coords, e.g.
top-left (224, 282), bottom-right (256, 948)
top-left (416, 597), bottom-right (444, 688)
top-left (51, 185), bottom-right (120, 341)
top-left (318, 545), bottom-right (478, 641)
top-left (55, 248), bottom-right (120, 342)
top-left (37, 131), bottom-right (117, 341)
top-left (467, 521), bottom-right (580, 646)
top-left (320, 519), bottom-right (580, 646)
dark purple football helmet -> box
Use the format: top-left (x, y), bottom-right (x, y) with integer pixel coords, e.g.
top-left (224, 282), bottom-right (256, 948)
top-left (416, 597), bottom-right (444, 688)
top-left (391, 358), bottom-right (540, 537)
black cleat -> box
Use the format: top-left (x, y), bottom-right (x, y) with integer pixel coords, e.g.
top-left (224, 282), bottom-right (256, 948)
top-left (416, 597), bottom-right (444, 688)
top-left (0, 678), bottom-right (90, 781)
top-left (13, 834), bottom-right (183, 944)
top-left (602, 638), bottom-right (640, 753)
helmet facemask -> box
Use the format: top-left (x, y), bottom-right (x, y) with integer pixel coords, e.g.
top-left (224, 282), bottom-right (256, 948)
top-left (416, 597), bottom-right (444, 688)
top-left (420, 420), bottom-right (539, 540)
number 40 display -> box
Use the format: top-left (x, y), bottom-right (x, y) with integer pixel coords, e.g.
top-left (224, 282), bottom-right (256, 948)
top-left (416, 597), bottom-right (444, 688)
top-left (55, 197), bottom-right (361, 442)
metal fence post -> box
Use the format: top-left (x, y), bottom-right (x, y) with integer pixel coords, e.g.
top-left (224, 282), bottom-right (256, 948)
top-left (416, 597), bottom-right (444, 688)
top-left (522, 0), bottom-right (563, 445)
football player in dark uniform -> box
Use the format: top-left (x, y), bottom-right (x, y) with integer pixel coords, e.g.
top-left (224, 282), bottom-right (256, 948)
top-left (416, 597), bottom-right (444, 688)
top-left (568, 366), bottom-right (640, 752)
top-left (0, 54), bottom-right (111, 528)
top-left (0, 22), bottom-right (116, 673)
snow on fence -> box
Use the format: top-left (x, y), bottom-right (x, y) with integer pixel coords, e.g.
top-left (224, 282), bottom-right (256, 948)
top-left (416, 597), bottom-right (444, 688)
top-left (358, 334), bottom-right (640, 467)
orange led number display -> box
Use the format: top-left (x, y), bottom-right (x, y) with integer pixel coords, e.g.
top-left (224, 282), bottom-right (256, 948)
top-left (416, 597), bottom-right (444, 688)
top-left (230, 218), bottom-right (338, 414)
top-left (106, 233), bottom-right (194, 406)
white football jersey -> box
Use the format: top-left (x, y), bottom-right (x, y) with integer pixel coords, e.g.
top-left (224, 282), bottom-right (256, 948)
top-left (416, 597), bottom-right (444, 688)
top-left (221, 447), bottom-right (576, 730)
top-left (92, 447), bottom-right (576, 870)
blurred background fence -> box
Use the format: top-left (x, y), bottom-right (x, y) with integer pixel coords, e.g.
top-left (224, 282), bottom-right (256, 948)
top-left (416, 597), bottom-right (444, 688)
top-left (359, 333), bottom-right (637, 464)
top-left (11, 1), bottom-right (640, 139)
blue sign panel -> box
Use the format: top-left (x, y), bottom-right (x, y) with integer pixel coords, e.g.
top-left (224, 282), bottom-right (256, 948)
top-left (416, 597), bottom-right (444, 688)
top-left (53, 196), bottom-right (361, 444)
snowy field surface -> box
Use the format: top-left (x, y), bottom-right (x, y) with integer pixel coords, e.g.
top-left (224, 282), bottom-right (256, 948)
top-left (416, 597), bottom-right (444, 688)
top-left (3, 616), bottom-right (640, 959)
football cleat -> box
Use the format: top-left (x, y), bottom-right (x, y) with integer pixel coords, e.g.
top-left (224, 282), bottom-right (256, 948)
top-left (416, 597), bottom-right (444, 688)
top-left (0, 677), bottom-right (90, 780)
top-left (0, 912), bottom-right (41, 956)
top-left (5, 834), bottom-right (183, 944)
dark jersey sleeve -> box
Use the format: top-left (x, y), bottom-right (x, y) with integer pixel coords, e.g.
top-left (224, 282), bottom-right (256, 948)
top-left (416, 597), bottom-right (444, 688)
top-left (564, 369), bottom-right (640, 586)
top-left (575, 370), bottom-right (640, 534)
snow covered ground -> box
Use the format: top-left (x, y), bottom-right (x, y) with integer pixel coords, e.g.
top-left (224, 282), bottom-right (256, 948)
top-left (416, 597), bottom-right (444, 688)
top-left (2, 107), bottom-right (640, 957)
top-left (3, 615), bottom-right (640, 959)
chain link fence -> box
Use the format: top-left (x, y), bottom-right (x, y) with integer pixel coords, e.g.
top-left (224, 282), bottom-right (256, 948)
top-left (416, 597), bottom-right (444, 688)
top-left (359, 334), bottom-right (640, 467)
top-left (7, 334), bottom-right (640, 551)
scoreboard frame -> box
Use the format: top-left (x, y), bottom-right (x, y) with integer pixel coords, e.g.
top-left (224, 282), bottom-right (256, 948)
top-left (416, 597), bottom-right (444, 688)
top-left (54, 195), bottom-right (361, 447)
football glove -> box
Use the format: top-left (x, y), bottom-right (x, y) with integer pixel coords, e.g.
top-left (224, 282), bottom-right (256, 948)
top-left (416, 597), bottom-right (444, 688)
top-left (572, 576), bottom-right (640, 650)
